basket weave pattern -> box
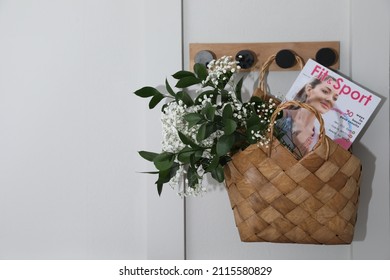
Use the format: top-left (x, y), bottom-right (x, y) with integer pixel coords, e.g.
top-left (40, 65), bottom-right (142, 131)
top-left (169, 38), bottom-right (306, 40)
top-left (224, 102), bottom-right (362, 244)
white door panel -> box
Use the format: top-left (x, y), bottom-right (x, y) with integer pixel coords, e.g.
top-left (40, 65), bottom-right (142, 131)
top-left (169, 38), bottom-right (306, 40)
top-left (182, 0), bottom-right (389, 259)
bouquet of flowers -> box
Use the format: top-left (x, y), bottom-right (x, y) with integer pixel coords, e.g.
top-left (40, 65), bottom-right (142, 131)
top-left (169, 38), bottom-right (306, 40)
top-left (134, 56), bottom-right (279, 197)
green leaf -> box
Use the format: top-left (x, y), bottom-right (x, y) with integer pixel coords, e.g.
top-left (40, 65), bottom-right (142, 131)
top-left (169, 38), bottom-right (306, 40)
top-left (134, 86), bottom-right (162, 98)
top-left (213, 115), bottom-right (223, 123)
top-left (175, 91), bottom-right (194, 107)
top-left (165, 79), bottom-right (176, 97)
top-left (235, 77), bottom-right (244, 102)
top-left (138, 151), bottom-right (159, 162)
top-left (149, 92), bottom-right (164, 109)
top-left (155, 162), bottom-right (180, 196)
top-left (222, 104), bottom-right (233, 119)
top-left (205, 155), bottom-right (220, 172)
top-left (156, 168), bottom-right (171, 184)
top-left (211, 165), bottom-right (224, 182)
top-left (172, 70), bottom-right (195, 79)
top-left (190, 150), bottom-right (203, 165)
top-left (153, 152), bottom-right (175, 171)
top-left (220, 89), bottom-right (229, 103)
top-left (157, 183), bottom-right (163, 196)
top-left (175, 76), bottom-right (201, 88)
top-left (246, 113), bottom-right (261, 128)
top-left (204, 122), bottom-right (216, 139)
top-left (196, 123), bottom-right (207, 142)
top-left (184, 113), bottom-right (204, 128)
top-left (139, 171), bottom-right (159, 174)
top-left (216, 134), bottom-right (235, 156)
top-left (202, 103), bottom-right (216, 121)
top-left (249, 95), bottom-right (264, 104)
top-left (161, 103), bottom-right (168, 113)
top-left (223, 119), bottom-right (237, 135)
top-left (156, 162), bottom-right (179, 185)
top-left (187, 166), bottom-right (199, 188)
top-left (194, 63), bottom-right (208, 81)
top-left (177, 146), bottom-right (194, 163)
top-left (178, 131), bottom-right (200, 149)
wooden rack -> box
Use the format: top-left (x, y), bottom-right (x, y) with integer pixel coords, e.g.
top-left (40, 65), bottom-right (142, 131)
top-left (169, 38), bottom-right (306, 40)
top-left (189, 41), bottom-right (340, 71)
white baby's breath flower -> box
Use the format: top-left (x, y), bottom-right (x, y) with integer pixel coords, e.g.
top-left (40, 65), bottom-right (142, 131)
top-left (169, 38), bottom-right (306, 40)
top-left (161, 101), bottom-right (195, 153)
top-left (168, 163), bottom-right (207, 197)
top-left (204, 56), bottom-right (240, 88)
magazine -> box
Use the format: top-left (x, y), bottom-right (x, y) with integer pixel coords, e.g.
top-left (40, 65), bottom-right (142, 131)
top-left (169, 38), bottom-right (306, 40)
top-left (283, 58), bottom-right (381, 152)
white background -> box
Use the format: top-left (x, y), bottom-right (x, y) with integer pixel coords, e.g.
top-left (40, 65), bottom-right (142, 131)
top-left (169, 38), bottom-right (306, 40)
top-left (0, 0), bottom-right (388, 259)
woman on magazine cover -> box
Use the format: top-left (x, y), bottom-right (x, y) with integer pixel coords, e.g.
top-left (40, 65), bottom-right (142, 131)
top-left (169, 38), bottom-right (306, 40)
top-left (276, 75), bottom-right (338, 159)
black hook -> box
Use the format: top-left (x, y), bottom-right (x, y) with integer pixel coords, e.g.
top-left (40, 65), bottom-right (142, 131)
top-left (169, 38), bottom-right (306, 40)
top-left (194, 50), bottom-right (216, 67)
top-left (275, 49), bottom-right (297, 69)
top-left (315, 48), bottom-right (338, 67)
top-left (235, 50), bottom-right (256, 69)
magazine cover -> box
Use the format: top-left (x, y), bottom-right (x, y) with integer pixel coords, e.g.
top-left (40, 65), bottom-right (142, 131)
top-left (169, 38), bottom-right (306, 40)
top-left (283, 59), bottom-right (381, 152)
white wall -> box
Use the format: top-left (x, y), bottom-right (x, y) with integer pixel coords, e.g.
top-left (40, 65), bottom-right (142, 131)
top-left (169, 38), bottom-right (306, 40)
top-left (0, 0), bottom-right (182, 259)
top-left (350, 0), bottom-right (390, 259)
top-left (143, 0), bottom-right (185, 260)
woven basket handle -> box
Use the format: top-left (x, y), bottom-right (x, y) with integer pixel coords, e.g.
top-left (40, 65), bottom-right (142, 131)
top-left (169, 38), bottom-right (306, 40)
top-left (256, 54), bottom-right (305, 99)
top-left (268, 100), bottom-right (330, 159)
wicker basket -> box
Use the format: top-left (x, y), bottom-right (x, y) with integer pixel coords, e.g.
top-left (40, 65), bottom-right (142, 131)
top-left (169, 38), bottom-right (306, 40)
top-left (224, 101), bottom-right (362, 244)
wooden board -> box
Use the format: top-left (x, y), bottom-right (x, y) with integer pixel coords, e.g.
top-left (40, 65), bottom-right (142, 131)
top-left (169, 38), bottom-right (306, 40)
top-left (189, 41), bottom-right (340, 71)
